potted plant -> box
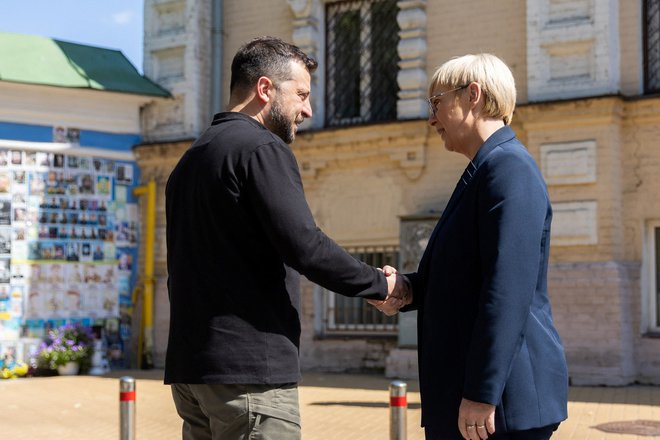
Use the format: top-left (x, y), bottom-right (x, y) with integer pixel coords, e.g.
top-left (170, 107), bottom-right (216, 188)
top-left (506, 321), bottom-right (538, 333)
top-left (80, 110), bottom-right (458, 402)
top-left (37, 323), bottom-right (95, 375)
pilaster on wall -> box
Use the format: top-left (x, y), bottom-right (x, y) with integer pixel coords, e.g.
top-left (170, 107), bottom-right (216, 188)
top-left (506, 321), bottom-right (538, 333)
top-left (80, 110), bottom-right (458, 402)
top-left (287, 0), bottom-right (428, 126)
top-left (527, 0), bottom-right (620, 101)
top-left (396, 0), bottom-right (427, 119)
top-left (142, 0), bottom-right (212, 142)
top-left (288, 0), bottom-right (325, 129)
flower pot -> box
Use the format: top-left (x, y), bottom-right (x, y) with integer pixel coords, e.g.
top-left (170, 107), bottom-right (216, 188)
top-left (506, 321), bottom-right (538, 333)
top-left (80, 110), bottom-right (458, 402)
top-left (57, 361), bottom-right (79, 376)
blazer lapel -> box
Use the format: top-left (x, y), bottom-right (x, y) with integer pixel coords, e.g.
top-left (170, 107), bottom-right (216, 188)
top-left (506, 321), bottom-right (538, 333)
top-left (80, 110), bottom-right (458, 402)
top-left (415, 126), bottom-right (517, 281)
top-left (416, 167), bottom-right (473, 280)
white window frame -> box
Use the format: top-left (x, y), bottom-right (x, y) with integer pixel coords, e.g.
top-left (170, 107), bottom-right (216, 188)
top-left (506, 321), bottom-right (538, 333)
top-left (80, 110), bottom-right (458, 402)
top-left (645, 220), bottom-right (660, 333)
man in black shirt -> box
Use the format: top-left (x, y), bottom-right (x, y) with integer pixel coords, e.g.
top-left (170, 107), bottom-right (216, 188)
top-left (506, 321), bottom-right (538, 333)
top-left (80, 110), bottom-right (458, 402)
top-left (165, 36), bottom-right (404, 439)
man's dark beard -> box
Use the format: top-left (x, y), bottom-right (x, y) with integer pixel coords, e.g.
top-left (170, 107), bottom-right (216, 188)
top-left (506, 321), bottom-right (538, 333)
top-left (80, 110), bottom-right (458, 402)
top-left (267, 98), bottom-right (295, 144)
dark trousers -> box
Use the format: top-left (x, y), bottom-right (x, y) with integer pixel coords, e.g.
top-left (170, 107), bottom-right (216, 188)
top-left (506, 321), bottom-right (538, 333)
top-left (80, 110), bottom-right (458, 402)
top-left (425, 423), bottom-right (560, 440)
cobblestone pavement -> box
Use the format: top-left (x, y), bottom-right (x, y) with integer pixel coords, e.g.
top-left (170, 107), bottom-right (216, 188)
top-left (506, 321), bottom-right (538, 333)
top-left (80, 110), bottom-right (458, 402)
top-left (1, 370), bottom-right (659, 439)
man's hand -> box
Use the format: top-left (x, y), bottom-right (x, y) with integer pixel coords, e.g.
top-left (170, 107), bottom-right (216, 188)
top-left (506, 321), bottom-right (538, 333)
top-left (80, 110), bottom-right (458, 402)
top-left (368, 266), bottom-right (413, 315)
top-left (457, 398), bottom-right (495, 440)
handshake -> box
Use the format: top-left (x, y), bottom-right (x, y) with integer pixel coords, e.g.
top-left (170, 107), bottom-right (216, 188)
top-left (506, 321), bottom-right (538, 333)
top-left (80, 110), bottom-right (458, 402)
top-left (368, 265), bottom-right (413, 316)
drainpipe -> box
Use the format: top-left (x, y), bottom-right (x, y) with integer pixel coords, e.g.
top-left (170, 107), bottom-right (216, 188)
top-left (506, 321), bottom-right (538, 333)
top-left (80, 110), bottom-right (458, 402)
top-left (211, 0), bottom-right (224, 116)
top-left (133, 178), bottom-right (156, 369)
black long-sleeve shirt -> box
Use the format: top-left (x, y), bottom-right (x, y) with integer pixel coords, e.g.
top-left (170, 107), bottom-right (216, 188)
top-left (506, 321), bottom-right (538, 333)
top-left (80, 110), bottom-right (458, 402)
top-left (164, 112), bottom-right (387, 384)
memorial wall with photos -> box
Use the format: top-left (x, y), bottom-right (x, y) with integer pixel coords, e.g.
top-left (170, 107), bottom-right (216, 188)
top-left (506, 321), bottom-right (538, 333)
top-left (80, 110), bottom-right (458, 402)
top-left (0, 147), bottom-right (139, 347)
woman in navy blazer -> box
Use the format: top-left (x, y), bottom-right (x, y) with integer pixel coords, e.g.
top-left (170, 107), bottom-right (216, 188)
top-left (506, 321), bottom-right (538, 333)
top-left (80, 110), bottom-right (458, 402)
top-left (372, 54), bottom-right (568, 439)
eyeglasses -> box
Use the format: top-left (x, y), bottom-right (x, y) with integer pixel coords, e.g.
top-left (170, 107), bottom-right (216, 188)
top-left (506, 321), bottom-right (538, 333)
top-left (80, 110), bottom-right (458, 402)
top-left (427, 84), bottom-right (469, 116)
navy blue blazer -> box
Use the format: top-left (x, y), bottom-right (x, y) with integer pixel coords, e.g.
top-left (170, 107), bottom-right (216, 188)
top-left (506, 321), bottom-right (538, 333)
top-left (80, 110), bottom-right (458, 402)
top-left (404, 126), bottom-right (568, 435)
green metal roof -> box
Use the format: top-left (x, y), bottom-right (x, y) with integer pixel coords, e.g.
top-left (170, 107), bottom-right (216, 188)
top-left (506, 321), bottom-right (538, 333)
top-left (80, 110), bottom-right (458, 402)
top-left (0, 32), bottom-right (170, 97)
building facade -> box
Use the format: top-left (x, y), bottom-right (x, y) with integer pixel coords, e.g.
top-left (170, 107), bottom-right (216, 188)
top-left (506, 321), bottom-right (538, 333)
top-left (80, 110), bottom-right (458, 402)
top-left (0, 32), bottom-right (169, 366)
top-left (139, 0), bottom-right (660, 385)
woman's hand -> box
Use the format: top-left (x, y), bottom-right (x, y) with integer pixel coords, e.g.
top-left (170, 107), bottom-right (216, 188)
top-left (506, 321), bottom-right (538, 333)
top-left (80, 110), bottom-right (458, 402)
top-left (368, 266), bottom-right (413, 315)
top-left (458, 398), bottom-right (495, 440)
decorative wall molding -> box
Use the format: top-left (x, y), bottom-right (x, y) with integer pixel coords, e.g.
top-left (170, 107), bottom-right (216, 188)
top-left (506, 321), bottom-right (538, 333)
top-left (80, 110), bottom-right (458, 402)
top-left (527, 0), bottom-right (620, 101)
top-left (133, 140), bottom-right (191, 184)
top-left (288, 0), bottom-right (428, 126)
top-left (294, 120), bottom-right (429, 180)
top-left (552, 200), bottom-right (598, 245)
top-left (540, 140), bottom-right (597, 185)
top-left (143, 0), bottom-right (211, 142)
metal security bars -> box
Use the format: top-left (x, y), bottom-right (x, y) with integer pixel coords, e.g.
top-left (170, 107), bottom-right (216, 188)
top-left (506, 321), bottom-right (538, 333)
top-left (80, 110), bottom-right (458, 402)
top-left (645, 0), bottom-right (660, 93)
top-left (324, 245), bottom-right (399, 334)
top-left (325, 0), bottom-right (400, 127)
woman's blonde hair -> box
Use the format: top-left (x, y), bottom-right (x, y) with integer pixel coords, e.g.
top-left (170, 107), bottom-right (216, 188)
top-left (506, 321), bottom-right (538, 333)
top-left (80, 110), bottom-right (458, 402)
top-left (429, 53), bottom-right (516, 125)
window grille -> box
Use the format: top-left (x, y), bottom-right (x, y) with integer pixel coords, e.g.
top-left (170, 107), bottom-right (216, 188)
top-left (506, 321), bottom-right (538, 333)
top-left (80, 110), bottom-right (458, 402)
top-left (323, 245), bottom-right (399, 335)
top-left (325, 0), bottom-right (400, 127)
top-left (645, 0), bottom-right (660, 93)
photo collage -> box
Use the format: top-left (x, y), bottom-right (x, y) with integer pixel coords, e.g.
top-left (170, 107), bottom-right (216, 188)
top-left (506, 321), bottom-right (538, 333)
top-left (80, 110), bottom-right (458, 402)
top-left (0, 149), bottom-right (139, 340)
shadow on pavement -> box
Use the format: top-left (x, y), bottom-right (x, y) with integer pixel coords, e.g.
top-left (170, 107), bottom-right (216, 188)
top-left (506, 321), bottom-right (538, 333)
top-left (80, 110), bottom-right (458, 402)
top-left (567, 385), bottom-right (660, 404)
top-left (301, 372), bottom-right (420, 392)
top-left (310, 401), bottom-right (422, 409)
top-left (99, 369), bottom-right (422, 393)
top-left (101, 368), bottom-right (165, 381)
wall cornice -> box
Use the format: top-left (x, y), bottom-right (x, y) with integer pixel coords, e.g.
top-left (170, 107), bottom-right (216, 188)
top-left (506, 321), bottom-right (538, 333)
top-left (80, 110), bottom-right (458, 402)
top-left (133, 140), bottom-right (190, 183)
top-left (515, 96), bottom-right (625, 130)
top-left (516, 95), bottom-right (660, 129)
top-left (292, 119), bottom-right (430, 180)
top-left (623, 96), bottom-right (660, 125)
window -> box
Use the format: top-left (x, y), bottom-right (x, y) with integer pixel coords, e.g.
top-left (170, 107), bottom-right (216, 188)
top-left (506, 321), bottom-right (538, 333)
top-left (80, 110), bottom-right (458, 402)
top-left (644, 0), bottom-right (660, 93)
top-left (317, 245), bottom-right (399, 335)
top-left (325, 0), bottom-right (400, 126)
top-left (648, 223), bottom-right (660, 332)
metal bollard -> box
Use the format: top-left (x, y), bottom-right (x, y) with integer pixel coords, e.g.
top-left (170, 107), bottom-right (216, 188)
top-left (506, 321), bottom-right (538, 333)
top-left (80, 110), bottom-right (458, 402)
top-left (389, 380), bottom-right (407, 440)
top-left (120, 376), bottom-right (136, 440)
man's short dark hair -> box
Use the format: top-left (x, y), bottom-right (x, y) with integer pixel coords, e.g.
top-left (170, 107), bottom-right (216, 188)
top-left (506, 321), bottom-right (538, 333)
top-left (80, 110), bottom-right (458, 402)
top-left (230, 36), bottom-right (318, 96)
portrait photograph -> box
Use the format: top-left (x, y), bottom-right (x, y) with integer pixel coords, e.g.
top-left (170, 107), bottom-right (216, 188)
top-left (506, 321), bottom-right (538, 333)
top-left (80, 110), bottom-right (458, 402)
top-left (0, 228), bottom-right (11, 254)
top-left (67, 155), bottom-right (79, 169)
top-left (115, 164), bottom-right (133, 185)
top-left (0, 199), bottom-right (11, 225)
top-left (25, 152), bottom-right (37, 167)
top-left (0, 172), bottom-right (11, 193)
top-left (53, 126), bottom-right (67, 143)
top-left (79, 174), bottom-right (95, 194)
top-left (10, 150), bottom-right (22, 166)
top-left (0, 259), bottom-right (11, 283)
top-left (13, 171), bottom-right (26, 185)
